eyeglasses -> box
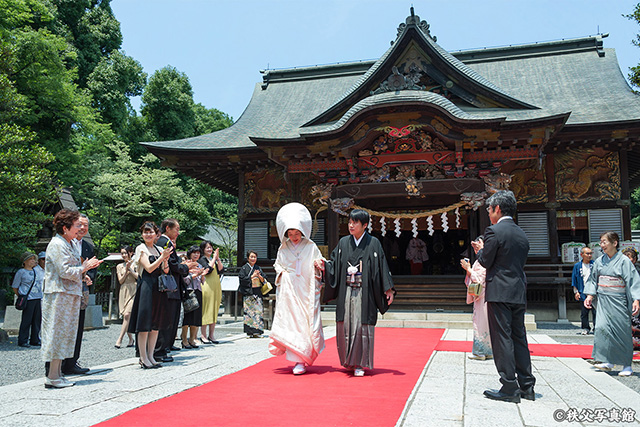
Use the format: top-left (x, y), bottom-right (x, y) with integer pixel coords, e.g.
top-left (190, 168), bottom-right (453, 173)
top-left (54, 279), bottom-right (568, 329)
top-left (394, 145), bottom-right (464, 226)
top-left (486, 206), bottom-right (493, 213)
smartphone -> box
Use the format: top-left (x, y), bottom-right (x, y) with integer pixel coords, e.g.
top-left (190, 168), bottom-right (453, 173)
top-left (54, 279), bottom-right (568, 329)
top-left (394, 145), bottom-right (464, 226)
top-left (463, 257), bottom-right (470, 263)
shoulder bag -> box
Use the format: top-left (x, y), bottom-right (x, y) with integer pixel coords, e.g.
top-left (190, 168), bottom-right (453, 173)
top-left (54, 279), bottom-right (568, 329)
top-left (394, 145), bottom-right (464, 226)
top-left (15, 271), bottom-right (37, 310)
top-left (182, 290), bottom-right (200, 313)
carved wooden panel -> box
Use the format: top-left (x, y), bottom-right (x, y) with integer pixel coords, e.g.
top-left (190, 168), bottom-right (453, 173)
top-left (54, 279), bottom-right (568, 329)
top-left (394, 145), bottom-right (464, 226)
top-left (244, 168), bottom-right (290, 213)
top-left (500, 159), bottom-right (548, 203)
top-left (554, 148), bottom-right (620, 202)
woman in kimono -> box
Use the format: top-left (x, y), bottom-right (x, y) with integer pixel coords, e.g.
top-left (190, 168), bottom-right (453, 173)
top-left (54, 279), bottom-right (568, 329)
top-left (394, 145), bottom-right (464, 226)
top-left (460, 236), bottom-right (492, 360)
top-left (238, 250), bottom-right (265, 338)
top-left (584, 231), bottom-right (640, 376)
top-left (41, 209), bottom-right (102, 388)
top-left (269, 203), bottom-right (324, 375)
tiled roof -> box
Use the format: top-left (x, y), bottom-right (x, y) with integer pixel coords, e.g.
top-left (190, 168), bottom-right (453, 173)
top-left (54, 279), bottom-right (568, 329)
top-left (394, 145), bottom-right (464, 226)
top-left (142, 33), bottom-right (640, 152)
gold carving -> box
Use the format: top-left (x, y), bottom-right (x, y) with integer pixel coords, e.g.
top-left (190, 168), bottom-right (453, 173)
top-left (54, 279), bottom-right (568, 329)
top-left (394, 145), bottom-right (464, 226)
top-left (555, 149), bottom-right (620, 202)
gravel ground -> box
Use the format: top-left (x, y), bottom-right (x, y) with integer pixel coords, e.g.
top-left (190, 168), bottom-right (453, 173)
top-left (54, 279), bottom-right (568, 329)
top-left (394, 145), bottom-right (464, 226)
top-left (1, 316), bottom-right (638, 394)
top-left (0, 313), bottom-right (244, 387)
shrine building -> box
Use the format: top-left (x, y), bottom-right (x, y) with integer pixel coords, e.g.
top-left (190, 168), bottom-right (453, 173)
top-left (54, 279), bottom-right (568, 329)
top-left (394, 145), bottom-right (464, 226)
top-left (142, 9), bottom-right (640, 320)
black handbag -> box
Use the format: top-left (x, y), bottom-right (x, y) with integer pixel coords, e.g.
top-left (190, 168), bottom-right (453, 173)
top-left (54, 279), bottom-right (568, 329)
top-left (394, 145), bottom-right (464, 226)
top-left (182, 290), bottom-right (200, 313)
top-left (158, 273), bottom-right (178, 293)
top-left (16, 271), bottom-right (37, 311)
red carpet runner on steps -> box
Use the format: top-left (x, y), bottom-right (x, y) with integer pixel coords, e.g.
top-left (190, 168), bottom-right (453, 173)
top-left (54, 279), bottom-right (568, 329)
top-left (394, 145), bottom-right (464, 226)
top-left (96, 328), bottom-right (445, 427)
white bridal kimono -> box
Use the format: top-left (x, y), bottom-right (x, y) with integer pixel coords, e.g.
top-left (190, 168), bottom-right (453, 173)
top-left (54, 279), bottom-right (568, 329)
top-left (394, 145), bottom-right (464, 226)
top-left (268, 203), bottom-right (325, 366)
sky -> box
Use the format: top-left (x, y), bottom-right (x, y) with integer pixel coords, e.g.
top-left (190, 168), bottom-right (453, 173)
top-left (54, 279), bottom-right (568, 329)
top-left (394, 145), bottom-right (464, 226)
top-left (111, 0), bottom-right (640, 121)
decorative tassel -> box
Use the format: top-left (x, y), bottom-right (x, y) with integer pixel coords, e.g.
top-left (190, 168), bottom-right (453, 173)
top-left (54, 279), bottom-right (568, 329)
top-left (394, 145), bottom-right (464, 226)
top-left (427, 215), bottom-right (434, 236)
top-left (441, 212), bottom-right (449, 233)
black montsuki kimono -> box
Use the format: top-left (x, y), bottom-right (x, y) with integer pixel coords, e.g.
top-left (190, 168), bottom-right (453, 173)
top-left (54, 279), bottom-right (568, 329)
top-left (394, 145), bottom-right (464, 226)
top-left (324, 232), bottom-right (395, 325)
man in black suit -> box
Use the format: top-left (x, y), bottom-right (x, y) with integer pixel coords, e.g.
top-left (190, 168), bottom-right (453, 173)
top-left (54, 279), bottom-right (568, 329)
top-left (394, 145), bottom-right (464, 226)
top-left (154, 219), bottom-right (195, 362)
top-left (476, 190), bottom-right (535, 403)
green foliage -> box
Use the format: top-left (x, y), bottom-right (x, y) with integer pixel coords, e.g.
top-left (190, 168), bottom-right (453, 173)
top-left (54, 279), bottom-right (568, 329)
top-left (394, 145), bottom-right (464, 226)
top-left (627, 4), bottom-right (640, 90)
top-left (87, 51), bottom-right (146, 134)
top-left (50, 0), bottom-right (122, 85)
top-left (0, 0), bottom-right (238, 265)
top-left (193, 102), bottom-right (234, 134)
top-left (0, 124), bottom-right (56, 265)
top-left (141, 66), bottom-right (196, 140)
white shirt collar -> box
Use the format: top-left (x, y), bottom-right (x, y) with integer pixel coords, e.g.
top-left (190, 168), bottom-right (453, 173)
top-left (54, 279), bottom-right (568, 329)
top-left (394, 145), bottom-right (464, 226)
top-left (497, 216), bottom-right (513, 223)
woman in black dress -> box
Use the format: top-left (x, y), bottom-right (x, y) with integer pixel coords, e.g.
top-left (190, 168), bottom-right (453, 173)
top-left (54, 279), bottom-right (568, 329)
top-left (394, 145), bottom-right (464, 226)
top-left (128, 221), bottom-right (172, 368)
top-left (238, 250), bottom-right (265, 337)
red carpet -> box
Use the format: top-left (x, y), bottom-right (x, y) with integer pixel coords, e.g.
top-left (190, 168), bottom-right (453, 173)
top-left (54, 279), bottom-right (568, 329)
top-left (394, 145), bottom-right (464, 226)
top-left (435, 340), bottom-right (640, 359)
top-left (96, 328), bottom-right (445, 427)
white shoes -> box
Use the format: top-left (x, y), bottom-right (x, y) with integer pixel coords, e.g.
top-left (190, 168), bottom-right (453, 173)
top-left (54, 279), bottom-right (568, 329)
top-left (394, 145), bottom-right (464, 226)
top-left (618, 366), bottom-right (633, 377)
top-left (594, 362), bottom-right (613, 371)
top-left (292, 363), bottom-right (306, 375)
top-left (353, 368), bottom-right (365, 377)
top-left (44, 377), bottom-right (75, 389)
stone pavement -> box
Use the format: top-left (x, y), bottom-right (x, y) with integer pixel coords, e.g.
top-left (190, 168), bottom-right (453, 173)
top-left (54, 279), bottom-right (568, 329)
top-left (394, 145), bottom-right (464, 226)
top-left (1, 327), bottom-right (639, 427)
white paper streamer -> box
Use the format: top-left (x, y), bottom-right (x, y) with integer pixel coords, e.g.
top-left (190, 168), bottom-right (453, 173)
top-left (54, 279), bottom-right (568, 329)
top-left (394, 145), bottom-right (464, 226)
top-left (455, 207), bottom-right (460, 228)
top-left (441, 212), bottom-right (449, 233)
top-left (427, 215), bottom-right (434, 236)
top-left (411, 217), bottom-right (418, 238)
top-left (368, 218), bottom-right (373, 234)
top-left (394, 218), bottom-right (401, 237)
top-left (380, 216), bottom-right (386, 237)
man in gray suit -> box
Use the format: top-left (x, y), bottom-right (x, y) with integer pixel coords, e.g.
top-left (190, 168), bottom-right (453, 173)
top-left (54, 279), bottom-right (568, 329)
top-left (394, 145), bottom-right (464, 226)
top-left (476, 190), bottom-right (535, 403)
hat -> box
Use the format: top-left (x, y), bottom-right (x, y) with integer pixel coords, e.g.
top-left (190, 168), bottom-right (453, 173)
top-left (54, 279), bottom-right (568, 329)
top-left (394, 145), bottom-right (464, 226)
top-left (38, 251), bottom-right (46, 259)
top-left (21, 251), bottom-right (36, 264)
top-left (275, 202), bottom-right (312, 243)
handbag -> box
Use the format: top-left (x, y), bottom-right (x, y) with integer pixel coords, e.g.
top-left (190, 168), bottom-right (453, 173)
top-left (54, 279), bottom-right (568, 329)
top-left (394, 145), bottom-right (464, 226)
top-left (15, 270), bottom-right (37, 311)
top-left (158, 273), bottom-right (178, 293)
top-left (182, 290), bottom-right (200, 313)
top-left (467, 282), bottom-right (483, 297)
top-left (261, 280), bottom-right (273, 295)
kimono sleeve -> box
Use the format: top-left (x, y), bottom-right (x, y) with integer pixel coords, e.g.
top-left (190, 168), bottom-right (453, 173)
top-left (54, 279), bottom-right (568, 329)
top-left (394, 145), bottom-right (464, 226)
top-left (583, 260), bottom-right (599, 296)
top-left (372, 238), bottom-right (395, 315)
top-left (322, 241), bottom-right (341, 303)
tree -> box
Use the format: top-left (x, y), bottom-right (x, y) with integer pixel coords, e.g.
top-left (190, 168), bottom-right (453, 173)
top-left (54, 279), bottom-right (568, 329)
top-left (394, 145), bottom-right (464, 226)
top-left (0, 124), bottom-right (56, 264)
top-left (193, 103), bottom-right (234, 135)
top-left (141, 66), bottom-right (196, 140)
top-left (0, 0), bottom-right (56, 266)
top-left (87, 51), bottom-right (146, 134)
top-left (49, 0), bottom-right (122, 86)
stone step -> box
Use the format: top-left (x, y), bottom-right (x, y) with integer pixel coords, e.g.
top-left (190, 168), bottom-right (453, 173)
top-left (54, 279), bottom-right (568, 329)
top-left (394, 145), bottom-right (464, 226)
top-left (320, 311), bottom-right (537, 331)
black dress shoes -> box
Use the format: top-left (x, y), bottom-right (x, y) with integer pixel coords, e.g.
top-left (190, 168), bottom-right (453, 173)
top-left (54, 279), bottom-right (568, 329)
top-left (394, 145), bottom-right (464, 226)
top-left (63, 364), bottom-right (90, 375)
top-left (520, 387), bottom-right (535, 401)
top-left (483, 389), bottom-right (521, 403)
top-left (155, 355), bottom-right (174, 363)
top-left (170, 346), bottom-right (181, 352)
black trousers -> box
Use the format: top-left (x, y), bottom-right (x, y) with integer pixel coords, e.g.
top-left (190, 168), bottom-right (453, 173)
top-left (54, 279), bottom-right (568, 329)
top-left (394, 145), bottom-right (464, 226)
top-left (62, 308), bottom-right (85, 371)
top-left (580, 304), bottom-right (596, 331)
top-left (155, 299), bottom-right (180, 357)
top-left (18, 299), bottom-right (41, 345)
top-left (487, 302), bottom-right (536, 394)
